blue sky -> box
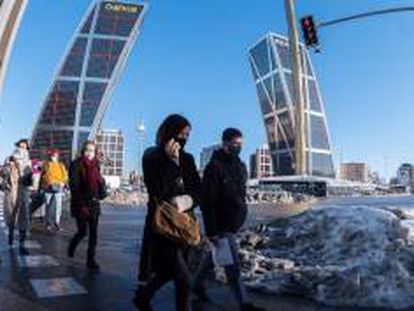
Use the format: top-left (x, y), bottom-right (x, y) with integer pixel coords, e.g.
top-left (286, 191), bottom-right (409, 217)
top-left (1, 0), bottom-right (414, 179)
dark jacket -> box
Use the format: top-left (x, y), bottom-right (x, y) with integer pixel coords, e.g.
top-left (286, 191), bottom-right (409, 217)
top-left (69, 157), bottom-right (104, 218)
top-left (138, 146), bottom-right (201, 281)
top-left (201, 148), bottom-right (248, 236)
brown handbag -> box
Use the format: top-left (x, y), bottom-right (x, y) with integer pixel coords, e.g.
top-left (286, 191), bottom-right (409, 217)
top-left (152, 199), bottom-right (201, 247)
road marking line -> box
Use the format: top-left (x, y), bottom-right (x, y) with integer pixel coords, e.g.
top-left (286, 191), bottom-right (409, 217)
top-left (30, 277), bottom-right (87, 298)
top-left (18, 255), bottom-right (59, 268)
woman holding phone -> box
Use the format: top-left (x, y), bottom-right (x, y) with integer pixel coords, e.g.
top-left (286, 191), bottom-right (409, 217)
top-left (133, 114), bottom-right (202, 311)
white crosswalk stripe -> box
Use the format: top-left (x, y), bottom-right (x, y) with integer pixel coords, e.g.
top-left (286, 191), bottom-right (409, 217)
top-left (18, 255), bottom-right (59, 268)
top-left (0, 195), bottom-right (89, 299)
top-left (30, 277), bottom-right (87, 298)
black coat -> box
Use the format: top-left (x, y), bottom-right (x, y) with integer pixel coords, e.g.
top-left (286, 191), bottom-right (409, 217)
top-left (138, 146), bottom-right (201, 281)
top-left (201, 148), bottom-right (248, 236)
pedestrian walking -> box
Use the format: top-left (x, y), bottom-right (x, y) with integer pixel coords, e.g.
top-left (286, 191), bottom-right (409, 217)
top-left (30, 159), bottom-right (46, 218)
top-left (8, 139), bottom-right (33, 255)
top-left (3, 156), bottom-right (19, 245)
top-left (41, 148), bottom-right (68, 232)
top-left (200, 128), bottom-right (265, 311)
top-left (67, 141), bottom-right (107, 271)
top-left (133, 114), bottom-right (202, 311)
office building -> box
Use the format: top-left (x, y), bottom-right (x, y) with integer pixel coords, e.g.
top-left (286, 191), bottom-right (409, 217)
top-left (340, 162), bottom-right (369, 183)
top-left (199, 144), bottom-right (220, 172)
top-left (249, 144), bottom-right (273, 179)
top-left (96, 129), bottom-right (124, 188)
top-left (31, 1), bottom-right (147, 165)
top-left (248, 33), bottom-right (335, 178)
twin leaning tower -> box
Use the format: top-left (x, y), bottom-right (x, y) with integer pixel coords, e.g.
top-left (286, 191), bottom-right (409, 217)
top-left (0, 1), bottom-right (334, 178)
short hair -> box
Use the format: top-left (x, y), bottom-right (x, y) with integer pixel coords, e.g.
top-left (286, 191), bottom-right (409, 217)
top-left (222, 128), bottom-right (243, 143)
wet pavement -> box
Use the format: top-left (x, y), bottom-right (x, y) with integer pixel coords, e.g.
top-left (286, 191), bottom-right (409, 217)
top-left (0, 195), bottom-right (407, 311)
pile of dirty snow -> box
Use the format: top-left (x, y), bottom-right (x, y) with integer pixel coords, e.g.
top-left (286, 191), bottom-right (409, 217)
top-left (103, 190), bottom-right (148, 206)
top-left (239, 206), bottom-right (414, 309)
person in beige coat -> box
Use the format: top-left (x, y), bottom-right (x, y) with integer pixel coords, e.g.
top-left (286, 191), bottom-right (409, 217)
top-left (7, 139), bottom-right (33, 255)
top-left (3, 156), bottom-right (20, 246)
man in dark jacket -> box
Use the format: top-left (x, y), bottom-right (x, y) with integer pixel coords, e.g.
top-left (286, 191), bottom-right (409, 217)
top-left (201, 128), bottom-right (265, 311)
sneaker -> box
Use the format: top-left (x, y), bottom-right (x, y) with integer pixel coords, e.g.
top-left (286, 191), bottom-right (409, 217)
top-left (242, 303), bottom-right (266, 311)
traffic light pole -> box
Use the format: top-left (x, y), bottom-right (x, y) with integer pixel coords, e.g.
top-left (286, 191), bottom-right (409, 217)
top-left (318, 6), bottom-right (414, 28)
top-left (285, 0), bottom-right (307, 176)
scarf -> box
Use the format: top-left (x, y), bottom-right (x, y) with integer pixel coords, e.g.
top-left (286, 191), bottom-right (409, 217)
top-left (79, 156), bottom-right (101, 198)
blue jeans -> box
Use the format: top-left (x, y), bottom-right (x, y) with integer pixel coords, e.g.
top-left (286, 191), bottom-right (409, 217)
top-left (45, 191), bottom-right (62, 226)
top-left (221, 232), bottom-right (248, 308)
top-left (195, 232), bottom-right (248, 309)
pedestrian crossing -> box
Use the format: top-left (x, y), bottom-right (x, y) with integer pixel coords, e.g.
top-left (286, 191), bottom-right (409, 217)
top-left (18, 255), bottom-right (59, 268)
top-left (0, 195), bottom-right (88, 299)
top-left (30, 277), bottom-right (88, 298)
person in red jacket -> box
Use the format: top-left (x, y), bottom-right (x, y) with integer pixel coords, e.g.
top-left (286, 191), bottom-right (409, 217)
top-left (67, 140), bottom-right (107, 271)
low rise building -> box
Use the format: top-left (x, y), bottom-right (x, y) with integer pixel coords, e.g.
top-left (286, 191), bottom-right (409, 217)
top-left (96, 129), bottom-right (124, 189)
top-left (340, 162), bottom-right (369, 183)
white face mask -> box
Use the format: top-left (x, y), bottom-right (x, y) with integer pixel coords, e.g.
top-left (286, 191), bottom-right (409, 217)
top-left (84, 146), bottom-right (96, 161)
top-left (51, 155), bottom-right (58, 162)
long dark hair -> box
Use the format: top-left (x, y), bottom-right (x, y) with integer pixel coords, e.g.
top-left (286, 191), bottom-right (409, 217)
top-left (156, 114), bottom-right (191, 147)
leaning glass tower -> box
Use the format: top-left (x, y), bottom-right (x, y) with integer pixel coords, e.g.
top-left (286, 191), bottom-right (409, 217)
top-left (248, 32), bottom-right (335, 178)
top-left (31, 1), bottom-right (147, 164)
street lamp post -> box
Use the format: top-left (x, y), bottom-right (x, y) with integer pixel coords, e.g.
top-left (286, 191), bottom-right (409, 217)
top-left (136, 119), bottom-right (145, 192)
top-left (284, 0), bottom-right (307, 176)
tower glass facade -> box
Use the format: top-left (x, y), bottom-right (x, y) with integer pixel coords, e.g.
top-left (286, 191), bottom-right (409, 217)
top-left (248, 33), bottom-right (335, 178)
top-left (31, 1), bottom-right (147, 165)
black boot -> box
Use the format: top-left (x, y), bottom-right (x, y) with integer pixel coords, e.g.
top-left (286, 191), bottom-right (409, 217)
top-left (133, 287), bottom-right (154, 311)
top-left (67, 240), bottom-right (76, 258)
top-left (8, 227), bottom-right (14, 247)
top-left (242, 303), bottom-right (266, 311)
top-left (19, 230), bottom-right (29, 256)
top-left (86, 258), bottom-right (100, 272)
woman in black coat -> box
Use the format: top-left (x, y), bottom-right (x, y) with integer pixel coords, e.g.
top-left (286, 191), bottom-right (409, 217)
top-left (133, 114), bottom-right (202, 311)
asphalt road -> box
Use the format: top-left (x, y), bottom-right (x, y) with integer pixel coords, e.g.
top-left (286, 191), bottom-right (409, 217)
top-left (0, 200), bottom-right (384, 311)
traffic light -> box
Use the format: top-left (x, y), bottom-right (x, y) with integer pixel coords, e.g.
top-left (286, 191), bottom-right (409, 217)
top-left (300, 15), bottom-right (319, 47)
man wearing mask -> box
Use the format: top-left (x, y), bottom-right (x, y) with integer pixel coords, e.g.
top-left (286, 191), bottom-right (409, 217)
top-left (201, 128), bottom-right (265, 311)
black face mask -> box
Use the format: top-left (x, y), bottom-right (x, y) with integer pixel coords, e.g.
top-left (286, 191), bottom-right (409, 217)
top-left (228, 144), bottom-right (242, 156)
top-left (174, 137), bottom-right (187, 149)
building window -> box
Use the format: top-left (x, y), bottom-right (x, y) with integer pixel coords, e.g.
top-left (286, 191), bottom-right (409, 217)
top-left (86, 39), bottom-right (125, 78)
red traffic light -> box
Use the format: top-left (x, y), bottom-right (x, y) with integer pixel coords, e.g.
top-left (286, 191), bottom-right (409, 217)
top-left (300, 15), bottom-right (319, 47)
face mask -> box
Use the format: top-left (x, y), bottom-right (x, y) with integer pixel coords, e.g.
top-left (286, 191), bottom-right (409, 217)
top-left (84, 150), bottom-right (95, 161)
top-left (228, 144), bottom-right (242, 156)
top-left (51, 156), bottom-right (58, 162)
top-left (175, 137), bottom-right (187, 149)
